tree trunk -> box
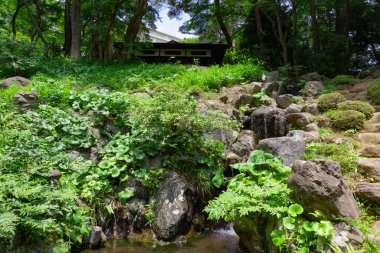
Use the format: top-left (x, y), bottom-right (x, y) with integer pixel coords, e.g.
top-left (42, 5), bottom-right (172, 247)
top-left (104, 0), bottom-right (125, 62)
top-left (64, 0), bottom-right (72, 56)
top-left (122, 0), bottom-right (148, 61)
top-left (213, 0), bottom-right (232, 48)
top-left (335, 0), bottom-right (349, 73)
top-left (308, 0), bottom-right (320, 53)
top-left (12, 1), bottom-right (24, 41)
top-left (70, 0), bottom-right (81, 58)
top-left (254, 1), bottom-right (267, 60)
top-left (291, 0), bottom-right (298, 73)
top-left (274, 3), bottom-right (288, 65)
top-left (23, 0), bottom-right (48, 57)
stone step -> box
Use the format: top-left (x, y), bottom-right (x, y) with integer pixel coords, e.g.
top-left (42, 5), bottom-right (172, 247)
top-left (354, 183), bottom-right (380, 205)
top-left (374, 106), bottom-right (380, 113)
top-left (350, 82), bottom-right (369, 93)
top-left (356, 133), bottom-right (380, 144)
top-left (361, 145), bottom-right (380, 158)
top-left (370, 112), bottom-right (380, 123)
top-left (358, 158), bottom-right (380, 182)
top-left (365, 123), bottom-right (380, 133)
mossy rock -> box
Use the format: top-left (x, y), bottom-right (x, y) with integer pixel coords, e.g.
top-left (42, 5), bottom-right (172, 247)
top-left (337, 100), bottom-right (375, 119)
top-left (330, 75), bottom-right (358, 86)
top-left (326, 109), bottom-right (366, 131)
top-left (366, 77), bottom-right (380, 105)
top-left (317, 92), bottom-right (346, 112)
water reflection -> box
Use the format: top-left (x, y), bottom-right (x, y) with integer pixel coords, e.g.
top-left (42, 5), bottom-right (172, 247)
top-left (82, 227), bottom-right (243, 253)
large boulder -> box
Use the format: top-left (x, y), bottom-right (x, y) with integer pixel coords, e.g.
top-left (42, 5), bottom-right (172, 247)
top-left (1, 76), bottom-right (30, 88)
top-left (354, 183), bottom-right (380, 205)
top-left (231, 130), bottom-right (255, 158)
top-left (286, 112), bottom-right (313, 128)
top-left (263, 82), bottom-right (281, 98)
top-left (13, 92), bottom-right (38, 113)
top-left (361, 145), bottom-right (380, 158)
top-left (257, 137), bottom-right (305, 166)
top-left (263, 71), bottom-right (279, 82)
top-left (234, 215), bottom-right (279, 253)
top-left (304, 81), bottom-right (325, 97)
top-left (276, 94), bottom-right (293, 109)
top-left (288, 159), bottom-right (360, 219)
top-left (330, 222), bottom-right (363, 249)
top-left (250, 106), bottom-right (286, 140)
top-left (285, 104), bottom-right (302, 114)
top-left (152, 171), bottom-right (198, 241)
top-left (300, 72), bottom-right (321, 81)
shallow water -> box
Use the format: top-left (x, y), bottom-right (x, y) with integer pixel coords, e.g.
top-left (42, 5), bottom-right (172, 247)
top-left (82, 227), bottom-right (243, 253)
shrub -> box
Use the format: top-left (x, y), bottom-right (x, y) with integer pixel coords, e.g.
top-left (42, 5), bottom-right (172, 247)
top-left (366, 77), bottom-right (380, 105)
top-left (205, 150), bottom-right (333, 252)
top-left (317, 92), bottom-right (346, 112)
top-left (337, 100), bottom-right (375, 119)
top-left (327, 109), bottom-right (366, 131)
top-left (330, 75), bottom-right (358, 86)
top-left (303, 142), bottom-right (359, 174)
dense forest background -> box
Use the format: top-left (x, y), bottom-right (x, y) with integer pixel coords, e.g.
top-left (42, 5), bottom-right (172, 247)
top-left (1, 0), bottom-right (380, 76)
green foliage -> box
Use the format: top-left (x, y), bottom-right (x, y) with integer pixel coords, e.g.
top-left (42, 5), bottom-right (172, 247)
top-left (317, 93), bottom-right (346, 112)
top-left (366, 77), bottom-right (380, 105)
top-left (0, 37), bottom-right (44, 78)
top-left (303, 142), bottom-right (359, 174)
top-left (252, 90), bottom-right (271, 107)
top-left (326, 110), bottom-right (366, 131)
top-left (337, 100), bottom-right (375, 120)
top-left (205, 150), bottom-right (333, 252)
top-left (330, 75), bottom-right (358, 86)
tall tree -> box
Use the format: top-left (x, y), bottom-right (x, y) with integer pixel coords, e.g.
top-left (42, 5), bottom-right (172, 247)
top-left (64, 0), bottom-right (71, 56)
top-left (308, 0), bottom-right (320, 53)
top-left (122, 0), bottom-right (148, 61)
top-left (70, 0), bottom-right (81, 58)
top-left (335, 0), bottom-right (349, 73)
top-left (213, 0), bottom-right (232, 48)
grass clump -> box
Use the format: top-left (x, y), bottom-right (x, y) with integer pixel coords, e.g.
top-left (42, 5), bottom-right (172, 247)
top-left (326, 109), bottom-right (366, 131)
top-left (317, 92), bottom-right (346, 112)
top-left (366, 77), bottom-right (380, 105)
top-left (330, 75), bottom-right (358, 86)
top-left (303, 142), bottom-right (359, 174)
top-left (337, 100), bottom-right (375, 119)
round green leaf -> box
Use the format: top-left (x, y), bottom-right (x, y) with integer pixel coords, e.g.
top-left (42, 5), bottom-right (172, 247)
top-left (288, 204), bottom-right (304, 217)
top-left (271, 229), bottom-right (286, 246)
top-left (111, 168), bottom-right (120, 178)
top-left (283, 216), bottom-right (296, 230)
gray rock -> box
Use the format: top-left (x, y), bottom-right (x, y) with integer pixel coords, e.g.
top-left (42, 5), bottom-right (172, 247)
top-left (251, 82), bottom-right (262, 93)
top-left (276, 94), bottom-right (293, 109)
top-left (68, 150), bottom-right (80, 161)
top-left (286, 112), bottom-right (313, 128)
top-left (257, 137), bottom-right (306, 166)
top-left (152, 171), bottom-right (198, 241)
top-left (331, 222), bottom-right (363, 249)
top-left (304, 103), bottom-right (319, 115)
top-left (263, 82), bottom-right (280, 97)
top-left (13, 92), bottom-right (38, 113)
top-left (231, 130), bottom-right (255, 158)
top-left (263, 71), bottom-right (279, 82)
top-left (288, 159), bottom-right (360, 219)
top-left (49, 169), bottom-right (62, 178)
top-left (285, 104), bottom-right (302, 114)
top-left (226, 152), bottom-right (242, 165)
top-left (86, 226), bottom-right (106, 249)
top-left (354, 183), bottom-right (380, 205)
top-left (235, 94), bottom-right (255, 108)
top-left (250, 106), bottom-right (286, 140)
top-left (1, 76), bottom-right (30, 88)
top-left (287, 130), bottom-right (320, 143)
top-left (306, 123), bottom-right (318, 132)
top-left (300, 72), bottom-right (321, 81)
top-left (304, 81), bottom-right (325, 97)
top-left (358, 158), bottom-right (380, 182)
top-left (234, 215), bottom-right (279, 253)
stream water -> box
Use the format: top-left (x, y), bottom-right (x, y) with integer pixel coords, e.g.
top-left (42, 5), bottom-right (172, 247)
top-left (82, 226), bottom-right (243, 253)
